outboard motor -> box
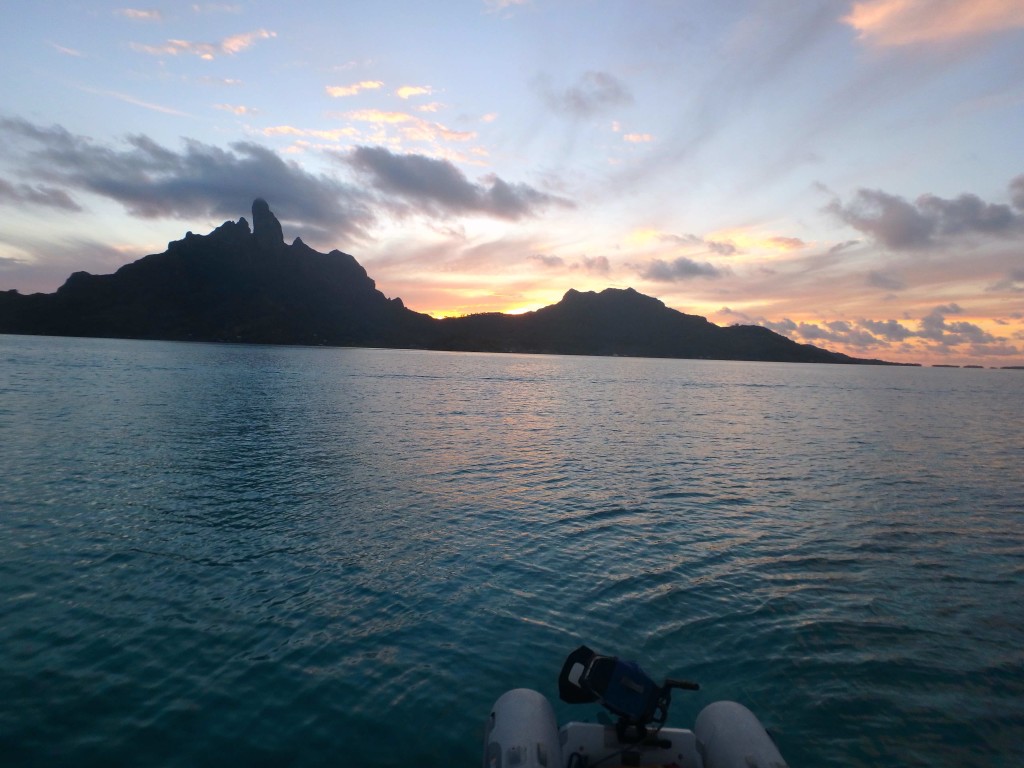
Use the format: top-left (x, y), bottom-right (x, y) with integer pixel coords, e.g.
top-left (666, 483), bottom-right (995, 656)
top-left (484, 646), bottom-right (789, 768)
top-left (557, 645), bottom-right (699, 744)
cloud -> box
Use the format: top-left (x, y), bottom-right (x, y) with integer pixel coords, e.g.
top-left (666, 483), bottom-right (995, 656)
top-left (764, 304), bottom-right (1015, 355)
top-left (0, 177), bottom-right (81, 211)
top-left (1010, 174), bottom-right (1024, 211)
top-left (623, 133), bottom-right (653, 143)
top-left (0, 233), bottom-right (146, 293)
top-left (918, 305), bottom-right (996, 344)
top-left (198, 76), bottom-right (243, 86)
top-left (827, 188), bottom-right (933, 249)
top-left (77, 86), bottom-right (191, 117)
top-left (827, 177), bottom-right (1024, 250)
top-left (576, 255), bottom-right (610, 274)
top-left (326, 81), bottom-right (384, 98)
top-left (655, 231), bottom-right (739, 256)
top-left (764, 318), bottom-right (878, 347)
top-left (866, 270), bottom-right (907, 290)
top-left (541, 71), bottom-right (633, 117)
top-left (191, 3), bottom-right (241, 12)
top-left (397, 85), bottom-right (433, 99)
top-left (345, 145), bottom-right (571, 220)
top-left (50, 43), bottom-right (84, 57)
top-left (131, 29), bottom-right (275, 60)
top-left (843, 0), bottom-right (1024, 46)
top-left (987, 266), bottom-right (1024, 292)
top-left (815, 320), bottom-right (881, 348)
top-left (768, 236), bottom-right (807, 250)
top-left (485, 0), bottom-right (529, 14)
top-left (639, 256), bottom-right (726, 282)
top-left (828, 240), bottom-right (861, 254)
top-left (706, 241), bottom-right (738, 256)
top-left (859, 317), bottom-right (914, 340)
top-left (530, 253), bottom-right (564, 268)
top-left (0, 118), bottom-right (372, 239)
top-left (116, 8), bottom-right (163, 21)
top-left (341, 109), bottom-right (476, 143)
top-left (528, 253), bottom-right (610, 274)
top-left (674, 228), bottom-right (805, 255)
top-left (263, 125), bottom-right (360, 142)
top-left (214, 103), bottom-right (257, 115)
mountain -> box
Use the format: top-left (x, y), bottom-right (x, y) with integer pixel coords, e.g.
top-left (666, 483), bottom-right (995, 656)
top-left (0, 200), bottom-right (898, 364)
top-left (0, 199), bottom-right (435, 348)
top-left (433, 287), bottom-right (877, 363)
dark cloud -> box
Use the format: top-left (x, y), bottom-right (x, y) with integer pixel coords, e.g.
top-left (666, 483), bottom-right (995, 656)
top-left (987, 266), bottom-right (1024, 292)
top-left (576, 255), bottom-right (610, 274)
top-left (0, 117), bottom-right (372, 239)
top-left (528, 253), bottom-right (609, 274)
top-left (866, 270), bottom-right (906, 290)
top-left (706, 240), bottom-right (739, 256)
top-left (659, 232), bottom-right (739, 256)
top-left (541, 71), bottom-right (633, 117)
top-left (1011, 174), bottom-right (1024, 211)
top-left (762, 305), bottom-right (1016, 356)
top-left (639, 256), bottom-right (725, 282)
top-left (827, 176), bottom-right (1024, 250)
top-left (917, 193), bottom-right (1016, 236)
top-left (761, 317), bottom-right (797, 333)
top-left (530, 253), bottom-right (565, 268)
top-left (770, 319), bottom-right (881, 348)
top-left (919, 305), bottom-right (995, 345)
top-left (828, 240), bottom-right (860, 254)
top-left (345, 145), bottom-right (571, 220)
top-left (826, 188), bottom-right (934, 249)
top-left (0, 177), bottom-right (81, 211)
top-left (860, 318), bottom-right (914, 341)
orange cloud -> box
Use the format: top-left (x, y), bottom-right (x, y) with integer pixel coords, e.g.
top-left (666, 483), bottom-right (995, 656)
top-left (705, 227), bottom-right (807, 253)
top-left (325, 80), bottom-right (384, 98)
top-left (397, 85), bottom-right (433, 99)
top-left (843, 0), bottom-right (1024, 46)
top-left (263, 125), bottom-right (360, 141)
top-left (343, 110), bottom-right (476, 142)
top-left (131, 29), bottom-right (274, 59)
top-left (214, 103), bottom-right (256, 115)
top-left (221, 30), bottom-right (275, 54)
top-left (623, 133), bottom-right (653, 143)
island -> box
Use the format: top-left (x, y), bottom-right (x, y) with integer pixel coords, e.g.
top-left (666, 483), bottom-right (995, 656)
top-left (0, 199), bottom-right (905, 365)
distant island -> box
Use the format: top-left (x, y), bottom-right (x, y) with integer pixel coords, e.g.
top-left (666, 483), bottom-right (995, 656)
top-left (0, 199), bottom-right (907, 365)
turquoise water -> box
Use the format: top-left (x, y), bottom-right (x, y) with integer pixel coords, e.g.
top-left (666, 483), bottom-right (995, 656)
top-left (1, 335), bottom-right (1022, 766)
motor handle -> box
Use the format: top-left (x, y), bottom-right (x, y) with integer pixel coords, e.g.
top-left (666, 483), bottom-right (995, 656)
top-left (663, 678), bottom-right (700, 691)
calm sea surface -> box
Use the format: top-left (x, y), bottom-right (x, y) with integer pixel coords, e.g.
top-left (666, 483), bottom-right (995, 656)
top-left (1, 335), bottom-right (1022, 767)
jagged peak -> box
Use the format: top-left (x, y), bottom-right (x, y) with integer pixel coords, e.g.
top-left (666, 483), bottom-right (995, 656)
top-left (252, 198), bottom-right (284, 250)
top-left (560, 286), bottom-right (665, 308)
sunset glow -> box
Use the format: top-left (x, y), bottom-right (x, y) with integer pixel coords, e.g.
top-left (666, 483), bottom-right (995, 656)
top-left (1, 1), bottom-right (1022, 366)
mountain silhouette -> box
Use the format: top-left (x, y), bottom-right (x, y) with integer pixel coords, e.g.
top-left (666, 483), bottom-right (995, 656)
top-left (0, 200), bottom-right (899, 364)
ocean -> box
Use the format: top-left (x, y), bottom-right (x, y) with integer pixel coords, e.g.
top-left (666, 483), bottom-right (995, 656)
top-left (1, 335), bottom-right (1022, 767)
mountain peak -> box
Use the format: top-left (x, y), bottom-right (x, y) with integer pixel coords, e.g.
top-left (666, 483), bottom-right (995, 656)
top-left (252, 198), bottom-right (284, 250)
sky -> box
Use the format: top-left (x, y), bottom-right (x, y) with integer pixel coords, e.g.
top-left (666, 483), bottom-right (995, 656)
top-left (2, 0), bottom-right (1023, 366)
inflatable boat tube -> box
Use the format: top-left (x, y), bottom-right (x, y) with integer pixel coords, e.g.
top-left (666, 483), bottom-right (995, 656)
top-left (694, 700), bottom-right (788, 768)
top-left (484, 688), bottom-right (562, 768)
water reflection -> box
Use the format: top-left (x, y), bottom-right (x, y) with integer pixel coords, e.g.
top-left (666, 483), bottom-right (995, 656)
top-left (1, 339), bottom-right (1022, 767)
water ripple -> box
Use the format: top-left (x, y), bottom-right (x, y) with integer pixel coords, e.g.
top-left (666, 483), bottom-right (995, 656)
top-left (2, 339), bottom-right (1023, 766)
